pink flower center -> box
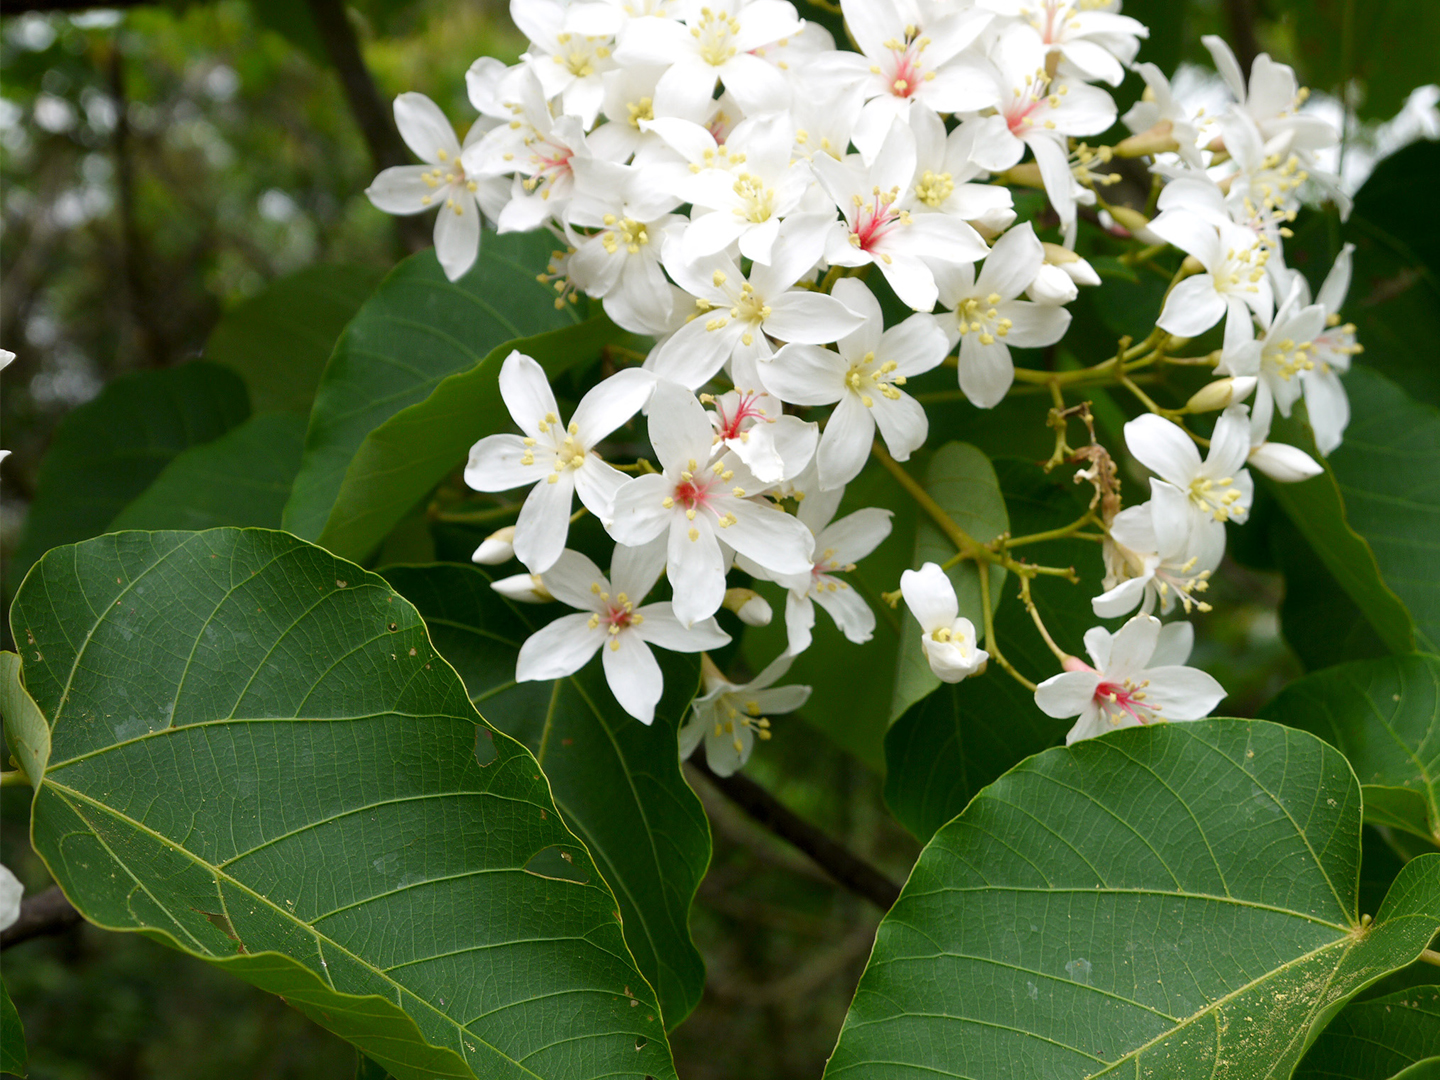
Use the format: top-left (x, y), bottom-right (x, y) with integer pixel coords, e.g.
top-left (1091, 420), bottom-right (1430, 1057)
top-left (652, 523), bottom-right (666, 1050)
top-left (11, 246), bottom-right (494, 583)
top-left (851, 189), bottom-right (907, 252)
top-left (1093, 679), bottom-right (1155, 726)
top-left (674, 477), bottom-right (715, 512)
top-left (885, 47), bottom-right (924, 99)
top-left (715, 391), bottom-right (771, 441)
top-left (606, 603), bottom-right (637, 630)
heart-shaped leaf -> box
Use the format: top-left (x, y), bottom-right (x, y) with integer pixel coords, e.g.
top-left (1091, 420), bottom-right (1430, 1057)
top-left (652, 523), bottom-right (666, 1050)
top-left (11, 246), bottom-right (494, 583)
top-left (382, 563), bottom-right (711, 1027)
top-left (1295, 984), bottom-right (1440, 1079)
top-left (283, 233), bottom-right (579, 542)
top-left (1260, 654), bottom-right (1440, 845)
top-left (828, 719), bottom-right (1440, 1078)
top-left (5, 529), bottom-right (676, 1080)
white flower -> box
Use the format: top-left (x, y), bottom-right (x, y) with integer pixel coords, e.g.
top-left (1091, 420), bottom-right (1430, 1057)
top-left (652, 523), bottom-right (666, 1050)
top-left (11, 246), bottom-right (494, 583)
top-left (900, 561), bottom-right (989, 682)
top-left (1219, 277), bottom-right (1326, 439)
top-left (723, 586), bottom-right (774, 626)
top-left (1026, 242), bottom-right (1100, 305)
top-left (762, 482), bottom-right (893, 654)
top-left (365, 93), bottom-right (497, 281)
top-left (679, 114), bottom-right (813, 264)
top-left (908, 107), bottom-right (1017, 233)
top-left (0, 863), bottom-right (21, 932)
top-left (465, 352), bottom-right (656, 573)
top-left (1244, 398), bottom-right (1323, 483)
top-left (513, 0), bottom-right (618, 127)
top-left (648, 217), bottom-right (862, 388)
top-left (1124, 408), bottom-right (1254, 538)
top-left (766, 278), bottom-right (947, 489)
top-left (704, 387), bottom-right (818, 485)
top-left (812, 0), bottom-right (997, 160)
top-left (1035, 615), bottom-right (1224, 744)
top-left (463, 69), bottom-right (590, 232)
top-left (516, 546), bottom-right (730, 724)
top-left (987, 0), bottom-right (1148, 87)
top-left (609, 381), bottom-right (814, 626)
top-left (1202, 36), bottom-right (1338, 152)
top-left (966, 25), bottom-right (1117, 237)
top-left (813, 121), bottom-right (990, 311)
top-left (1120, 61), bottom-right (1203, 166)
top-left (565, 158), bottom-right (684, 334)
top-left (934, 222), bottom-right (1072, 408)
top-left (1148, 210), bottom-right (1275, 341)
top-left (1093, 481), bottom-right (1223, 618)
top-left (679, 652), bottom-right (811, 775)
top-left (612, 0), bottom-right (802, 118)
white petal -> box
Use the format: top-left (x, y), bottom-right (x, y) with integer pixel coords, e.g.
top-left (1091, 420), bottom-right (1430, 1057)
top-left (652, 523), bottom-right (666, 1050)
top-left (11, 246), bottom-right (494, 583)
top-left (812, 580), bottom-right (877, 644)
top-left (608, 473), bottom-right (673, 547)
top-left (366, 166), bottom-right (437, 215)
top-left (957, 334), bottom-right (1015, 409)
top-left (542, 549), bottom-right (609, 611)
top-left (498, 351), bottom-right (561, 438)
top-left (603, 631), bottom-right (665, 724)
top-left (648, 380), bottom-right (715, 469)
top-left (432, 196), bottom-right (482, 282)
top-left (516, 613), bottom-right (604, 681)
top-left (1035, 670), bottom-right (1100, 719)
top-left (669, 518), bottom-right (727, 626)
top-left (976, 222), bottom-right (1043, 301)
top-left (1125, 414), bottom-right (1202, 488)
top-left (1091, 576), bottom-right (1149, 619)
top-left (573, 457), bottom-right (629, 522)
top-left (1142, 666), bottom-right (1226, 720)
top-left (647, 316), bottom-right (741, 390)
top-left (1249, 441), bottom-right (1323, 483)
top-left (1002, 302), bottom-right (1071, 348)
top-left (1157, 275), bottom-right (1226, 336)
top-left (1105, 613), bottom-right (1162, 679)
top-left (900, 562), bottom-right (958, 632)
top-left (784, 590), bottom-right (816, 655)
top-left (635, 605), bottom-right (731, 652)
top-left (571, 368), bottom-right (656, 445)
top-left (761, 343), bottom-right (846, 406)
top-left (394, 92), bottom-right (462, 162)
top-left (764, 291), bottom-right (867, 345)
top-left (820, 506), bottom-right (894, 565)
top-left (464, 433), bottom-right (550, 492)
top-left (1151, 621), bottom-right (1195, 667)
top-left (870, 391), bottom-right (929, 462)
top-left (513, 471), bottom-right (576, 573)
top-left (722, 499), bottom-right (815, 577)
top-left (816, 393), bottom-right (875, 489)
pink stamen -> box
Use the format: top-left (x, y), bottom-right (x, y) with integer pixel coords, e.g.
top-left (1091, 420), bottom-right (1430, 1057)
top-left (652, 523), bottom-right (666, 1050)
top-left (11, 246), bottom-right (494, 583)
top-left (1094, 681), bottom-right (1152, 726)
top-left (716, 392), bottom-right (771, 440)
top-left (852, 194), bottom-right (902, 251)
top-left (674, 477), bottom-right (716, 513)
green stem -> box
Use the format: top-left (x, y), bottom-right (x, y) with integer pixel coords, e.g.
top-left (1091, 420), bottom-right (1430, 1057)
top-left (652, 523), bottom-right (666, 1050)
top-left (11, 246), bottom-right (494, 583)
top-left (430, 504), bottom-right (517, 525)
top-left (1, 770), bottom-right (31, 788)
top-left (978, 563), bottom-right (1037, 693)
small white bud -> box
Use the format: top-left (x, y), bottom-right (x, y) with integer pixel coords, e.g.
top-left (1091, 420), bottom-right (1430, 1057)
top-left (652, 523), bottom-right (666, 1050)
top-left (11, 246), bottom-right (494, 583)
top-left (1026, 263), bottom-right (1079, 305)
top-left (723, 587), bottom-right (773, 627)
top-left (471, 525), bottom-right (516, 565)
top-left (0, 349), bottom-right (15, 372)
top-left (0, 863), bottom-right (23, 933)
top-left (1185, 376), bottom-right (1257, 413)
top-left (490, 572), bottom-right (553, 603)
top-left (1040, 243), bottom-right (1101, 287)
top-left (1248, 441), bottom-right (1323, 483)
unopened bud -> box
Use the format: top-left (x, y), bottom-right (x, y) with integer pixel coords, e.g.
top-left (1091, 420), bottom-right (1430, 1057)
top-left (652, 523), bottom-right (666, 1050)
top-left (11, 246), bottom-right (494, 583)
top-left (1185, 377), bottom-right (1257, 413)
top-left (471, 525), bottom-right (516, 565)
top-left (1026, 263), bottom-right (1078, 305)
top-left (490, 572), bottom-right (553, 603)
top-left (723, 587), bottom-right (773, 627)
top-left (1180, 254), bottom-right (1205, 276)
top-left (1041, 243), bottom-right (1101, 287)
top-left (1114, 121), bottom-right (1179, 159)
top-left (1105, 205), bottom-right (1151, 235)
top-left (1248, 441), bottom-right (1323, 483)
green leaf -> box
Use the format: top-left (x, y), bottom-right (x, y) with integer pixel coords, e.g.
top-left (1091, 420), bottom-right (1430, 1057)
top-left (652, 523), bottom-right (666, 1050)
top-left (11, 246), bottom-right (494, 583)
top-left (283, 234), bottom-right (579, 542)
top-left (1295, 985), bottom-right (1440, 1080)
top-left (1260, 654), bottom-right (1440, 845)
top-left (316, 317), bottom-right (625, 563)
top-left (108, 413), bottom-right (307, 532)
top-left (381, 563), bottom-right (711, 1028)
top-left (1288, 2), bottom-right (1440, 120)
top-left (883, 459), bottom-right (1110, 843)
top-left (8, 529), bottom-right (676, 1080)
top-left (205, 264), bottom-right (385, 414)
top-left (1, 981), bottom-right (24, 1078)
top-left (12, 362), bottom-right (249, 582)
top-left (829, 720), bottom-right (1440, 1078)
top-left (1264, 386), bottom-right (1417, 657)
top-left (0, 652), bottom-right (49, 787)
top-left (1324, 368), bottom-right (1440, 654)
top-left (890, 442), bottom-right (1008, 721)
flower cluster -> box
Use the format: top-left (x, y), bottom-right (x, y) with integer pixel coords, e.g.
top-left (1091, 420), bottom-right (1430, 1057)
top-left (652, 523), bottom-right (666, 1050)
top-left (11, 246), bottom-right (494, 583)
top-left (368, 1), bottom-right (1359, 762)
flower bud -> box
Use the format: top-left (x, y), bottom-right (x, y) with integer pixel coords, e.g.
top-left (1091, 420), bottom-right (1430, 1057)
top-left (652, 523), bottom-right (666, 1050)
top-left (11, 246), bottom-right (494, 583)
top-left (471, 525), bottom-right (516, 565)
top-left (723, 587), bottom-right (773, 627)
top-left (1026, 263), bottom-right (1079, 305)
top-left (1113, 122), bottom-right (1179, 159)
top-left (1040, 243), bottom-right (1101, 287)
top-left (1185, 376), bottom-right (1257, 414)
top-left (490, 572), bottom-right (553, 603)
top-left (1105, 205), bottom-right (1151, 235)
top-left (1248, 441), bottom-right (1323, 483)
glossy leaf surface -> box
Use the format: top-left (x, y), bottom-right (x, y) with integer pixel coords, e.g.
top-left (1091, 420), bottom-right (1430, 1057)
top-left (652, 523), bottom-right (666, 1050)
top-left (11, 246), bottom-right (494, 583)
top-left (8, 529), bottom-right (676, 1080)
top-left (830, 720), bottom-right (1440, 1079)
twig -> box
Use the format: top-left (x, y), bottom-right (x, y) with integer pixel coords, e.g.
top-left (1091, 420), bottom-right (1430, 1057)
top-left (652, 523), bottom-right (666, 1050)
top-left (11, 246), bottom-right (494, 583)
top-left (688, 753), bottom-right (902, 911)
top-left (1420, 948), bottom-right (1440, 969)
top-left (304, 0), bottom-right (429, 253)
top-left (1, 887), bottom-right (82, 950)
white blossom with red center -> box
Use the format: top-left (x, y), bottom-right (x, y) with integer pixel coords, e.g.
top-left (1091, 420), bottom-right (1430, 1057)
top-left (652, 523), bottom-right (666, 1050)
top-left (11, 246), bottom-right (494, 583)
top-left (679, 653), bottom-right (811, 775)
top-left (609, 381), bottom-right (814, 627)
top-left (1035, 615), bottom-right (1224, 744)
top-left (989, 0), bottom-right (1147, 88)
top-left (704, 387), bottom-right (817, 486)
top-left (809, 0), bottom-right (998, 160)
top-left (515, 545), bottom-right (730, 724)
top-left (813, 121), bottom-right (990, 312)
